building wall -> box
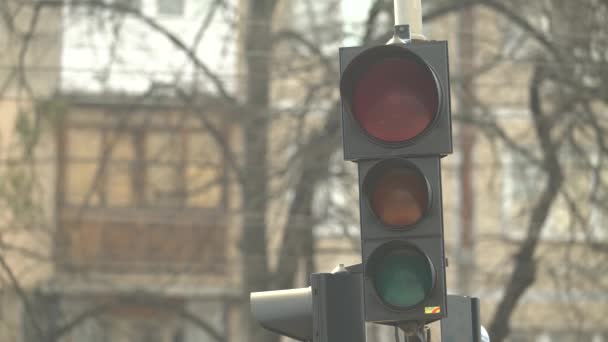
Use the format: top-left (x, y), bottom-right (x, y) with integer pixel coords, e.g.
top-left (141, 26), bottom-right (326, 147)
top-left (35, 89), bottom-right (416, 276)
top-left (42, 97), bottom-right (243, 341)
top-left (0, 3), bottom-right (62, 341)
top-left (2, 1), bottom-right (606, 341)
top-left (432, 7), bottom-right (608, 341)
top-left (61, 0), bottom-right (239, 94)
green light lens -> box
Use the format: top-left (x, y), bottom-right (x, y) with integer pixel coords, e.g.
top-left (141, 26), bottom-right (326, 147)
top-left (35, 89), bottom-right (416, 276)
top-left (371, 247), bottom-right (433, 308)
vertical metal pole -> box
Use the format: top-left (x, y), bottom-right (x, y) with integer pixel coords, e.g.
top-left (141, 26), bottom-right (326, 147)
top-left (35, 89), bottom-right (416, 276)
top-left (456, 3), bottom-right (477, 296)
top-left (394, 0), bottom-right (426, 40)
top-left (440, 295), bottom-right (482, 342)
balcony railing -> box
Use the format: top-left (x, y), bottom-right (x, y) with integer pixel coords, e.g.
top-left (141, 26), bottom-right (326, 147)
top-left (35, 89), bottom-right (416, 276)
top-left (56, 206), bottom-right (227, 274)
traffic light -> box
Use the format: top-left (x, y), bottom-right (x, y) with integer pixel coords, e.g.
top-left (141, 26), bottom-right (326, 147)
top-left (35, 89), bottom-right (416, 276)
top-left (339, 41), bottom-right (452, 325)
top-left (250, 266), bottom-right (365, 341)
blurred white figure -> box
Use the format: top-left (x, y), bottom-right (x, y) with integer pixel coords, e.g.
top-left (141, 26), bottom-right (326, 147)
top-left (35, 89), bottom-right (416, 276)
top-left (481, 326), bottom-right (490, 342)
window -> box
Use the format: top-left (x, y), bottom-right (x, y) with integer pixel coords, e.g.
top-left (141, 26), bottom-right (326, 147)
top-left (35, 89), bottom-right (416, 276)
top-left (501, 149), bottom-right (548, 240)
top-left (62, 111), bottom-right (224, 210)
top-left (94, 305), bottom-right (183, 342)
top-left (57, 110), bottom-right (229, 272)
top-left (157, 0), bottom-right (185, 16)
top-left (116, 0), bottom-right (142, 11)
top-left (507, 330), bottom-right (606, 342)
top-left (501, 146), bottom-right (605, 242)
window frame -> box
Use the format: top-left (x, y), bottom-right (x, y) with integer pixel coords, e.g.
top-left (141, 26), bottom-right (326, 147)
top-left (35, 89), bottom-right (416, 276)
top-left (501, 145), bottom-right (605, 243)
top-left (58, 110), bottom-right (228, 211)
top-left (156, 0), bottom-right (186, 17)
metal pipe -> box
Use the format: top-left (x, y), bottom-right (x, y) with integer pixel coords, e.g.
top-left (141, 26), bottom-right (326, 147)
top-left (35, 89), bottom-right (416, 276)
top-left (251, 287), bottom-right (313, 341)
top-left (394, 0), bottom-right (426, 40)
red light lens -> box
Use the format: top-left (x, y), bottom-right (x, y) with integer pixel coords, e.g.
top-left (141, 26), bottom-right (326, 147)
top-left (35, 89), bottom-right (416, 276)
top-left (352, 57), bottom-right (439, 143)
top-left (367, 163), bottom-right (429, 227)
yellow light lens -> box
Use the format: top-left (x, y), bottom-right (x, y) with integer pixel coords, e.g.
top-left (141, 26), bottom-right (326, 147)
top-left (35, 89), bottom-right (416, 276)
top-left (367, 163), bottom-right (429, 227)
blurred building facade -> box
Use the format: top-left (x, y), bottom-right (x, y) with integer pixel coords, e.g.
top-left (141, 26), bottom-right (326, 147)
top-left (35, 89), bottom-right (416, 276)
top-left (42, 94), bottom-right (243, 342)
top-left (429, 7), bottom-right (608, 342)
top-left (0, 1), bottom-right (606, 342)
top-left (0, 1), bottom-right (244, 341)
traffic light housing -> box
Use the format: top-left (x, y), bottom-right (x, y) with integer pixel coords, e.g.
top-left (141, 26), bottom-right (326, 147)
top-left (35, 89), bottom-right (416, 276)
top-left (251, 287), bottom-right (313, 341)
top-left (250, 267), bottom-right (365, 342)
top-left (340, 42), bottom-right (452, 161)
top-left (339, 41), bottom-right (452, 325)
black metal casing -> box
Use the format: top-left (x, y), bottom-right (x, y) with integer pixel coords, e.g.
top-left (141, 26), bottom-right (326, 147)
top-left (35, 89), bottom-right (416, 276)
top-left (311, 271), bottom-right (366, 342)
top-left (358, 157), bottom-right (444, 239)
top-left (358, 157), bottom-right (447, 324)
top-left (339, 41), bottom-right (453, 161)
top-left (441, 295), bottom-right (482, 342)
top-left (339, 41), bottom-right (453, 325)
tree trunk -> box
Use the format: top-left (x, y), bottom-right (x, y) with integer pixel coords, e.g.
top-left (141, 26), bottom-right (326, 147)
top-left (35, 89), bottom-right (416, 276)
top-left (274, 108), bottom-right (341, 290)
top-left (456, 5), bottom-right (476, 296)
top-left (241, 1), bottom-right (278, 342)
top-left (488, 65), bottom-right (564, 342)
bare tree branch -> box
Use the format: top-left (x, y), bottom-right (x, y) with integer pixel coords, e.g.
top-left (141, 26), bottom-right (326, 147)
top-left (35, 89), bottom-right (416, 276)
top-left (0, 256), bottom-right (45, 341)
top-left (37, 0), bottom-right (237, 103)
top-left (488, 63), bottom-right (565, 342)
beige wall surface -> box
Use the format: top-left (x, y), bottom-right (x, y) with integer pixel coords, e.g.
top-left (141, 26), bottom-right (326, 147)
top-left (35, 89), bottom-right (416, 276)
top-left (0, 1), bottom-right (606, 342)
